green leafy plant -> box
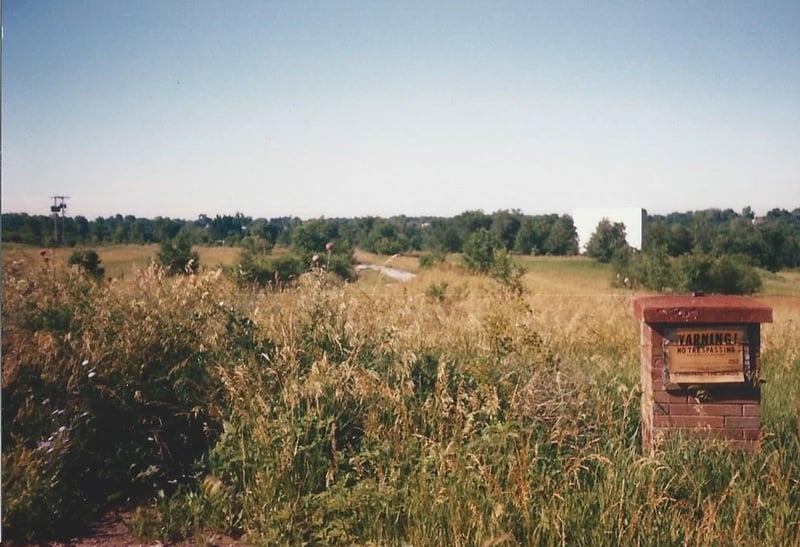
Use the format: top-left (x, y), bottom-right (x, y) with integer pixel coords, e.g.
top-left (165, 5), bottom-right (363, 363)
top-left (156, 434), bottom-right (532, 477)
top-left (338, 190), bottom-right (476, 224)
top-left (419, 248), bottom-right (446, 269)
top-left (586, 219), bottom-right (630, 263)
top-left (677, 253), bottom-right (762, 295)
top-left (67, 249), bottom-right (105, 279)
top-left (157, 233), bottom-right (199, 275)
top-left (462, 228), bottom-right (503, 273)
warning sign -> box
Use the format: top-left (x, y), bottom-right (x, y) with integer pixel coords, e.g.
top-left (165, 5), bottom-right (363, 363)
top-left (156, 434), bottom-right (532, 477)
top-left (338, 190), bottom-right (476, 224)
top-left (667, 328), bottom-right (745, 384)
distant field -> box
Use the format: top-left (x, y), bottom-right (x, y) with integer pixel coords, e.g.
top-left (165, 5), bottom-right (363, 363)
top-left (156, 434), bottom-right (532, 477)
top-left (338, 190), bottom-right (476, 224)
top-left (2, 244), bottom-right (241, 278)
top-left (6, 244), bottom-right (800, 299)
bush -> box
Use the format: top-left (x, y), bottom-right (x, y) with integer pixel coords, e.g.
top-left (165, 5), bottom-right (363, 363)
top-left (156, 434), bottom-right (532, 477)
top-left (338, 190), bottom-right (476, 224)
top-left (462, 229), bottom-right (503, 273)
top-left (67, 249), bottom-right (105, 279)
top-left (490, 249), bottom-right (525, 294)
top-left (1, 262), bottom-right (264, 541)
top-left (157, 233), bottom-right (199, 275)
top-left (238, 253), bottom-right (306, 287)
top-left (613, 245), bottom-right (674, 292)
top-left (617, 250), bottom-right (761, 295)
top-left (419, 249), bottom-right (446, 269)
top-left (677, 253), bottom-right (761, 295)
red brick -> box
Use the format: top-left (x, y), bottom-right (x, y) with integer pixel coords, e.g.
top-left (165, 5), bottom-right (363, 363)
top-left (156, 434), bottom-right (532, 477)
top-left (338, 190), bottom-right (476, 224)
top-left (694, 385), bottom-right (759, 403)
top-left (648, 330), bottom-right (665, 347)
top-left (633, 295), bottom-right (773, 324)
top-left (674, 428), bottom-right (744, 441)
top-left (654, 391), bottom-right (688, 404)
top-left (669, 403), bottom-right (743, 417)
top-left (742, 429), bottom-right (761, 441)
top-left (651, 344), bottom-right (663, 358)
top-left (653, 415), bottom-right (724, 428)
top-left (653, 402), bottom-right (669, 415)
top-left (742, 405), bottom-right (761, 417)
top-left (650, 368), bottom-right (663, 382)
top-left (725, 416), bottom-right (760, 429)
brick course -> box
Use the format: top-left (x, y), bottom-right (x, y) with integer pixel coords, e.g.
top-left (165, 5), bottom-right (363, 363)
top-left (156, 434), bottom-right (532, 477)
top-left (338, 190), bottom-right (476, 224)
top-left (634, 296), bottom-right (771, 453)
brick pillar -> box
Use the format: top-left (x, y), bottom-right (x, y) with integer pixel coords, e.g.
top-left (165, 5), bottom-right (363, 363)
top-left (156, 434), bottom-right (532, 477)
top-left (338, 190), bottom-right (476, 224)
top-left (634, 296), bottom-right (771, 454)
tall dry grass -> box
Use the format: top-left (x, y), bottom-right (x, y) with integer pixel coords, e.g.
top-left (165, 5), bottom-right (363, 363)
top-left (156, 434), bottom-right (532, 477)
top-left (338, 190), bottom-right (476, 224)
top-left (3, 253), bottom-right (799, 545)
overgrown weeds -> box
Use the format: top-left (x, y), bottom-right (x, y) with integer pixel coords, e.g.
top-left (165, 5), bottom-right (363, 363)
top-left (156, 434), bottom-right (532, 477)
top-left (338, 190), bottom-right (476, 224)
top-left (3, 255), bottom-right (799, 545)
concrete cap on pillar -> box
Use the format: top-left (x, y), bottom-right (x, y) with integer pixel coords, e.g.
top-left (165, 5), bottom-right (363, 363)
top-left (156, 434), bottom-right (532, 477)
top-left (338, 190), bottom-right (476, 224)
top-left (633, 295), bottom-right (773, 324)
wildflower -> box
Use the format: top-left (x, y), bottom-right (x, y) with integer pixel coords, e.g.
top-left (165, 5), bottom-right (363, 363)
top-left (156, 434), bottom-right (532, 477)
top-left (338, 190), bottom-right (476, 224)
top-left (82, 359), bottom-right (90, 367)
top-left (311, 254), bottom-right (320, 264)
top-left (325, 241), bottom-right (334, 251)
top-left (88, 370), bottom-right (97, 379)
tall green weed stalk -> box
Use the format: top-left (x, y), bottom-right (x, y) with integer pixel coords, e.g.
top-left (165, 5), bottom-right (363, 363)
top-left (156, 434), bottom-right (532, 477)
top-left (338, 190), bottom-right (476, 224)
top-left (4, 256), bottom-right (799, 545)
top-left (2, 257), bottom-right (262, 541)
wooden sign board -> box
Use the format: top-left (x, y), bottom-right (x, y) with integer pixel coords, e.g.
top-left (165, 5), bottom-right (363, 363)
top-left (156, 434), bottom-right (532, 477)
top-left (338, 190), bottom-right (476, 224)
top-left (666, 328), bottom-right (745, 384)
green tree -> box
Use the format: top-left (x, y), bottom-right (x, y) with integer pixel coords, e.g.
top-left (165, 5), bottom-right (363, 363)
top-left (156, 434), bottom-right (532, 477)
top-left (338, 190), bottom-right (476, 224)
top-left (424, 219), bottom-right (462, 252)
top-left (91, 217), bottom-right (109, 244)
top-left (157, 233), bottom-right (199, 275)
top-left (74, 216), bottom-right (91, 242)
top-left (585, 220), bottom-right (629, 263)
top-left (543, 215), bottom-right (579, 255)
top-left (462, 228), bottom-right (502, 273)
top-left (490, 210), bottom-right (521, 251)
top-left (631, 245), bottom-right (674, 292)
top-left (513, 217), bottom-right (545, 255)
top-left (365, 218), bottom-right (410, 255)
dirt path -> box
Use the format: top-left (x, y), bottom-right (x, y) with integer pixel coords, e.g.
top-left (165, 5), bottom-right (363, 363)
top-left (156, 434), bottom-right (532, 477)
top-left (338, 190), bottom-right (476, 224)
top-left (355, 263), bottom-right (417, 282)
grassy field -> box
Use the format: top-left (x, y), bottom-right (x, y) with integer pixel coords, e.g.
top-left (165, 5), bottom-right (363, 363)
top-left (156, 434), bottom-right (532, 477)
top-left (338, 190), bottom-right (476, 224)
top-left (2, 244), bottom-right (242, 278)
top-left (2, 245), bottom-right (799, 544)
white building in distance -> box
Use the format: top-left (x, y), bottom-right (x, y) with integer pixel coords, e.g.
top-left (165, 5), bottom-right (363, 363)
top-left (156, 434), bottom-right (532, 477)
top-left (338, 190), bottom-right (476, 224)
top-left (573, 208), bottom-right (647, 253)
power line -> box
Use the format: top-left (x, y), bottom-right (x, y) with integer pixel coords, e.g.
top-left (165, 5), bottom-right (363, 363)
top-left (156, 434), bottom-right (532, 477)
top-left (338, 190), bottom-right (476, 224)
top-left (49, 195), bottom-right (69, 245)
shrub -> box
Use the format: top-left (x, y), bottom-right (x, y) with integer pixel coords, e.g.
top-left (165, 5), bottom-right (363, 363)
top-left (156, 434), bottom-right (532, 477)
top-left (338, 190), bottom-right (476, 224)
top-left (462, 229), bottom-right (503, 273)
top-left (238, 253), bottom-right (306, 287)
top-left (614, 245), bottom-right (674, 292)
top-left (67, 249), bottom-right (105, 279)
top-left (676, 253), bottom-right (762, 295)
top-left (616, 249), bottom-right (761, 295)
top-left (156, 233), bottom-right (199, 275)
top-left (1, 262), bottom-right (264, 541)
top-left (419, 249), bottom-right (446, 269)
top-left (425, 281), bottom-right (448, 301)
top-left (490, 248), bottom-right (525, 294)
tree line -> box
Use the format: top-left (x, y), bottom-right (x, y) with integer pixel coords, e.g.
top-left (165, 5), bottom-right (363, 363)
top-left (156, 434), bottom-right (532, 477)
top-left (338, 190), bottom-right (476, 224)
top-left (0, 210), bottom-right (580, 257)
top-left (3, 207), bottom-right (799, 272)
top-left (583, 207), bottom-right (800, 295)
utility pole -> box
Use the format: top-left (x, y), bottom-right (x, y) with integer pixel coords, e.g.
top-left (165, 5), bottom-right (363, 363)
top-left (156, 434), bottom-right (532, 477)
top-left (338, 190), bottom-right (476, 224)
top-left (50, 195), bottom-right (69, 245)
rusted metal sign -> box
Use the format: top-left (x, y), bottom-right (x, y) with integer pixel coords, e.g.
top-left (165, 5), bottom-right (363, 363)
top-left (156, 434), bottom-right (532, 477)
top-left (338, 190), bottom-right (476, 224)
top-left (665, 328), bottom-right (746, 384)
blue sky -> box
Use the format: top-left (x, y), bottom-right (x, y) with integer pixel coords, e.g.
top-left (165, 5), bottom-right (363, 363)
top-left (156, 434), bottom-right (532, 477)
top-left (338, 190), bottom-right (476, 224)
top-left (3, 1), bottom-right (799, 219)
